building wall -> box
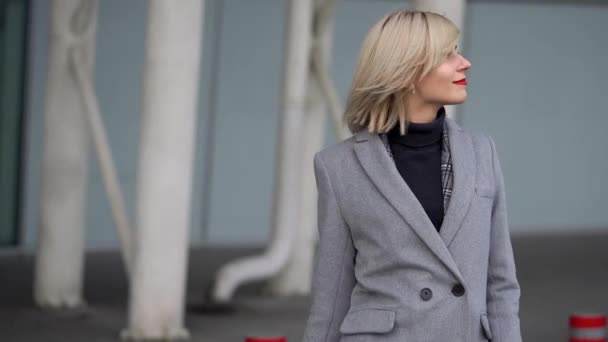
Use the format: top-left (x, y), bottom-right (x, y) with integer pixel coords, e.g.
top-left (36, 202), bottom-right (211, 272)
top-left (22, 0), bottom-right (217, 249)
top-left (20, 1), bottom-right (608, 250)
top-left (205, 0), bottom-right (406, 244)
top-left (461, 2), bottom-right (608, 232)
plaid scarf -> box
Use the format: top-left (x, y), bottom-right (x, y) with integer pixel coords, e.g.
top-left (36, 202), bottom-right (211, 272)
top-left (379, 120), bottom-right (453, 212)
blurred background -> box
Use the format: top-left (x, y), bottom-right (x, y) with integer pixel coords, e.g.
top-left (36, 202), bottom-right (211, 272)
top-left (1, 0), bottom-right (607, 341)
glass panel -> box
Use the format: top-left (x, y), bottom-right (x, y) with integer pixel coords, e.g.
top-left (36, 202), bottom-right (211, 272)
top-left (0, 0), bottom-right (28, 246)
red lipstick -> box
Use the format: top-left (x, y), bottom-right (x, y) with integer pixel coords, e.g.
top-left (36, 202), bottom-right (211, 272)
top-left (453, 78), bottom-right (467, 85)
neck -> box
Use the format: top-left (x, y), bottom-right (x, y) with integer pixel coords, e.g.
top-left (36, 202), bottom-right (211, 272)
top-left (406, 98), bottom-right (442, 124)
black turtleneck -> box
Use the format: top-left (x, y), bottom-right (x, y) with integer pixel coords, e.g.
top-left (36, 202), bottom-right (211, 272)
top-left (387, 107), bottom-right (445, 232)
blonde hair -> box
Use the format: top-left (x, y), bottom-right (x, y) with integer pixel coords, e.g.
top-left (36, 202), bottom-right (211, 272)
top-left (344, 10), bottom-right (460, 134)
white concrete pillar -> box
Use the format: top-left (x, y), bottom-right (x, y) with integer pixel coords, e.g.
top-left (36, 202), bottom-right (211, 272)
top-left (414, 0), bottom-right (467, 120)
top-left (268, 0), bottom-right (337, 296)
top-left (210, 0), bottom-right (313, 302)
top-left (122, 1), bottom-right (203, 340)
top-left (34, 0), bottom-right (97, 309)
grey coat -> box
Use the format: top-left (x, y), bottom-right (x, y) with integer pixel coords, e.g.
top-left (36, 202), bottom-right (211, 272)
top-left (302, 117), bottom-right (522, 342)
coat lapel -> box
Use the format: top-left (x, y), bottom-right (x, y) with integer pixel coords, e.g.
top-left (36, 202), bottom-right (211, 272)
top-left (353, 129), bottom-right (465, 283)
top-left (439, 118), bottom-right (477, 248)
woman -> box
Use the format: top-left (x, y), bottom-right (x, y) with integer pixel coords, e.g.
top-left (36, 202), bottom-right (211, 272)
top-left (302, 10), bottom-right (522, 342)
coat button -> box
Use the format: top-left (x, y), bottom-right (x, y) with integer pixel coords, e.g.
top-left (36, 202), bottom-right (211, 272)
top-left (420, 288), bottom-right (433, 301)
top-left (452, 283), bottom-right (466, 297)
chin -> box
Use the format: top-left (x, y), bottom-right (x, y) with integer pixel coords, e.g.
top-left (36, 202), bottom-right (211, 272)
top-left (449, 92), bottom-right (468, 104)
top-left (443, 97), bottom-right (467, 105)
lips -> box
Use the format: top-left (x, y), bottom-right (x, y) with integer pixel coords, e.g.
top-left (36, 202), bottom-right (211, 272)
top-left (453, 78), bottom-right (467, 85)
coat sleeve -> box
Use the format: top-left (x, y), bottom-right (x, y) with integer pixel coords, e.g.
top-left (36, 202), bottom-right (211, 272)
top-left (486, 136), bottom-right (523, 342)
top-left (302, 152), bottom-right (356, 342)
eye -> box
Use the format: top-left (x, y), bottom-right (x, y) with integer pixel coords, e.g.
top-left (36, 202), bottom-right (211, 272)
top-left (447, 47), bottom-right (462, 62)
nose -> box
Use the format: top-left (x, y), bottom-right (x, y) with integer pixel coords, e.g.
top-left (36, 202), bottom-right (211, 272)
top-left (459, 55), bottom-right (471, 71)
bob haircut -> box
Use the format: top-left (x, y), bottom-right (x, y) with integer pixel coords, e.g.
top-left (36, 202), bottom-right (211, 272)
top-left (344, 10), bottom-right (460, 134)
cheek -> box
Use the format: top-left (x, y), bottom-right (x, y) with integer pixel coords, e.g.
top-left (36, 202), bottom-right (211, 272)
top-left (419, 72), bottom-right (455, 98)
top-left (423, 66), bottom-right (453, 85)
top-left (434, 67), bottom-right (455, 87)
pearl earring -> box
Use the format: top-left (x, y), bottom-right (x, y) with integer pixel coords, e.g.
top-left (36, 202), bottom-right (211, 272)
top-left (411, 88), bottom-right (416, 94)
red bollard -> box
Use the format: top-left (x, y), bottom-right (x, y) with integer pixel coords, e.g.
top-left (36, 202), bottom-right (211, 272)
top-left (245, 337), bottom-right (287, 342)
top-left (570, 313), bottom-right (607, 342)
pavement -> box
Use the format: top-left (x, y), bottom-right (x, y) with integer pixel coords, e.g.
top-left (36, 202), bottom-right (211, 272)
top-left (2, 231), bottom-right (608, 341)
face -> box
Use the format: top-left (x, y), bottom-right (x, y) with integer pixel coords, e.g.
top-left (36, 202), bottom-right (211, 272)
top-left (413, 46), bottom-right (472, 105)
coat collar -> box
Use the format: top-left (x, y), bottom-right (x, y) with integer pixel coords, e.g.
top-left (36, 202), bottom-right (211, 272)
top-left (353, 117), bottom-right (476, 282)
